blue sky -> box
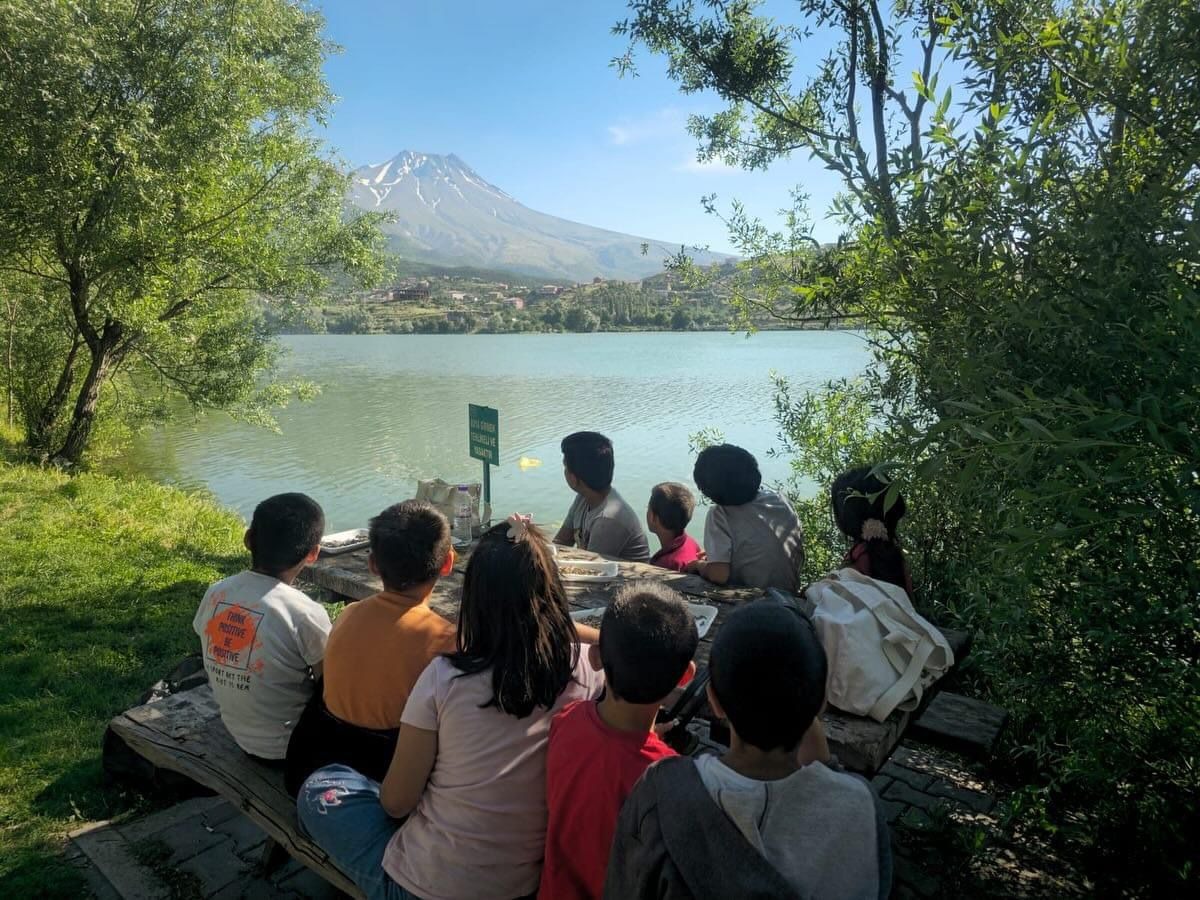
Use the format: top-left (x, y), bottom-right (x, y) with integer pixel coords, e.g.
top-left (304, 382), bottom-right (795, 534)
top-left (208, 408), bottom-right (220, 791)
top-left (314, 1), bottom-right (847, 255)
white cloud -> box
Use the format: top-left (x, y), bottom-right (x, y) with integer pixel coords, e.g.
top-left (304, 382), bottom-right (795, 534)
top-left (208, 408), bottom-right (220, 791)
top-left (677, 155), bottom-right (740, 175)
top-left (605, 107), bottom-right (687, 146)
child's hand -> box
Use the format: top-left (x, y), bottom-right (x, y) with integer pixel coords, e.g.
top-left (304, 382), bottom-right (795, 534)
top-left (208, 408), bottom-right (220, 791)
top-left (652, 717), bottom-right (679, 736)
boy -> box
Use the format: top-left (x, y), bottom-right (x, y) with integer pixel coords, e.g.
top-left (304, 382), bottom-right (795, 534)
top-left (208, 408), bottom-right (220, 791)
top-left (553, 431), bottom-right (650, 562)
top-left (540, 584), bottom-right (698, 900)
top-left (193, 492), bottom-right (331, 762)
top-left (605, 601), bottom-right (892, 900)
top-left (685, 443), bottom-right (805, 591)
top-left (646, 482), bottom-right (703, 572)
top-left (285, 500), bottom-right (457, 792)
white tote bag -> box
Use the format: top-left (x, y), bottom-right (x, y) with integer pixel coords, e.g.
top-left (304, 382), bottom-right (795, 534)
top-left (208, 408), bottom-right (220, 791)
top-left (805, 568), bottom-right (954, 722)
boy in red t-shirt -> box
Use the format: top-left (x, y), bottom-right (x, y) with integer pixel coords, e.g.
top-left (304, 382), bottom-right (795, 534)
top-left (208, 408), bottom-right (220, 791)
top-left (539, 584), bottom-right (699, 900)
top-left (646, 482), bottom-right (703, 572)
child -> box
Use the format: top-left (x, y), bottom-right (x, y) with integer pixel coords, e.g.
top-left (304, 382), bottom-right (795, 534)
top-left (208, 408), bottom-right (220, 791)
top-left (685, 444), bottom-right (805, 591)
top-left (539, 583), bottom-right (699, 900)
top-left (831, 466), bottom-right (914, 597)
top-left (605, 601), bottom-right (892, 900)
top-left (646, 482), bottom-right (703, 572)
top-left (192, 492), bottom-right (331, 762)
top-left (553, 431), bottom-right (651, 562)
top-left (284, 500), bottom-right (457, 794)
top-left (298, 518), bottom-right (604, 900)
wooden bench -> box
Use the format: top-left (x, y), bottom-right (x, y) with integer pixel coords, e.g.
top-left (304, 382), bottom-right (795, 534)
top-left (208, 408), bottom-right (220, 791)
top-left (307, 545), bottom-right (973, 774)
top-left (108, 687), bottom-right (364, 898)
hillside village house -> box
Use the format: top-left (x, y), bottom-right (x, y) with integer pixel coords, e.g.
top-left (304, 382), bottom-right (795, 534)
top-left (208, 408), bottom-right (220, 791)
top-left (502, 297), bottom-right (525, 310)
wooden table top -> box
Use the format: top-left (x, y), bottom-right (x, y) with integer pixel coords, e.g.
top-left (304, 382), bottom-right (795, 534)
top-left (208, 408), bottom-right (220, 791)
top-left (304, 542), bottom-right (967, 773)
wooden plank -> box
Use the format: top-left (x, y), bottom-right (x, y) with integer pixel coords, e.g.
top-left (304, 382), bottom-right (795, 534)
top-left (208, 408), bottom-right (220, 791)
top-left (109, 688), bottom-right (363, 899)
top-left (304, 546), bottom-right (971, 776)
top-left (910, 691), bottom-right (1008, 757)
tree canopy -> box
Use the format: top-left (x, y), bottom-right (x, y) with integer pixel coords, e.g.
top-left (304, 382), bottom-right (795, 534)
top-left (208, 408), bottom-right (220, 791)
top-left (0, 0), bottom-right (388, 462)
top-left (618, 0), bottom-right (1199, 890)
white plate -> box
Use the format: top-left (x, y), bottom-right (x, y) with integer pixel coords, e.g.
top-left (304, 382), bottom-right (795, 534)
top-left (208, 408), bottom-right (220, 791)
top-left (557, 560), bottom-right (620, 582)
top-left (570, 602), bottom-right (719, 639)
top-left (319, 528), bottom-right (369, 555)
top-left (686, 603), bottom-right (719, 639)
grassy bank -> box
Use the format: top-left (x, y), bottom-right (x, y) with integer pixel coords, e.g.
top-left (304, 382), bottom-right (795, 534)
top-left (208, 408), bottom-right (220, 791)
top-left (0, 430), bottom-right (246, 895)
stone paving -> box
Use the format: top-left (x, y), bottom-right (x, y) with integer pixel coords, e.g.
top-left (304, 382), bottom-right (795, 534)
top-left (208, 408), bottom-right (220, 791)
top-left (68, 739), bottom-right (1085, 899)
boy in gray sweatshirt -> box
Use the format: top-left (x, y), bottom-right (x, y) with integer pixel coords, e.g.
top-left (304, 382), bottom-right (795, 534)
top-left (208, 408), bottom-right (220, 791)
top-left (604, 600), bottom-right (892, 900)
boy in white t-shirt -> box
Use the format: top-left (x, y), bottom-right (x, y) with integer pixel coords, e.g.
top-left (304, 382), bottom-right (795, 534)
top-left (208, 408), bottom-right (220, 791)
top-left (192, 493), bottom-right (331, 761)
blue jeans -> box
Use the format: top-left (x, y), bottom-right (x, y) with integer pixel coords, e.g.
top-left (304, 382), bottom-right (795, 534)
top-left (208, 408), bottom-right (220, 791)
top-left (297, 764), bottom-right (422, 900)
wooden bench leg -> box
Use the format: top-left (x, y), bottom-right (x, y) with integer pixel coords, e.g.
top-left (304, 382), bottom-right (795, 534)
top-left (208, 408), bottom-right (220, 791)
top-left (260, 836), bottom-right (290, 874)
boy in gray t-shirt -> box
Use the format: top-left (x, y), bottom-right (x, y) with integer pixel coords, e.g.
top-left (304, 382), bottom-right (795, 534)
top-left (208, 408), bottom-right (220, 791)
top-left (686, 444), bottom-right (805, 591)
top-left (552, 431), bottom-right (650, 562)
top-left (605, 601), bottom-right (891, 900)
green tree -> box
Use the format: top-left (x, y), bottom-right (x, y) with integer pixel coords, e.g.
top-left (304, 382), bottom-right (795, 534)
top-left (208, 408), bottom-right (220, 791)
top-left (619, 0), bottom-right (1200, 890)
top-left (564, 305), bottom-right (600, 332)
top-left (0, 0), bottom-right (387, 463)
top-left (540, 302), bottom-right (564, 327)
top-left (669, 305), bottom-right (694, 331)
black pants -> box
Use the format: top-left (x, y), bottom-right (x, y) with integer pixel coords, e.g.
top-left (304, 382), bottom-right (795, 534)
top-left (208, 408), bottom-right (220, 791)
top-left (284, 681), bottom-right (399, 797)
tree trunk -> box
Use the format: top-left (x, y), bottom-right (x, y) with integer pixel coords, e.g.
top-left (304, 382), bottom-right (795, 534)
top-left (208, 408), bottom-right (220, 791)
top-left (4, 296), bottom-right (14, 428)
top-left (53, 323), bottom-right (122, 465)
top-left (28, 335), bottom-right (82, 450)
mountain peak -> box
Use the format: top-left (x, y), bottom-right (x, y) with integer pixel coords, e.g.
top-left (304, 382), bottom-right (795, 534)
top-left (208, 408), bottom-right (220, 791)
top-left (347, 151), bottom-right (729, 281)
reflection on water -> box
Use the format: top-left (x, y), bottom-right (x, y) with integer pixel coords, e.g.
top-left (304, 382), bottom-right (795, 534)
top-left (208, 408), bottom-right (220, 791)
top-left (120, 332), bottom-right (870, 537)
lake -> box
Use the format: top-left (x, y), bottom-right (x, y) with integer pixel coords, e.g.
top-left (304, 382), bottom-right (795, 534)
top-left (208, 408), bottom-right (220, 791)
top-left (119, 332), bottom-right (871, 537)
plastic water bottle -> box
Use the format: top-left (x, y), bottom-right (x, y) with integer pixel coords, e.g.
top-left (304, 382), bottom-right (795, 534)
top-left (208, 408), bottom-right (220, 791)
top-left (452, 485), bottom-right (473, 546)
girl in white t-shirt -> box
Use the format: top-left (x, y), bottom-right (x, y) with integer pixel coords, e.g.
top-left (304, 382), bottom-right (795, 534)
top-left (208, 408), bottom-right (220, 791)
top-left (298, 519), bottom-right (603, 900)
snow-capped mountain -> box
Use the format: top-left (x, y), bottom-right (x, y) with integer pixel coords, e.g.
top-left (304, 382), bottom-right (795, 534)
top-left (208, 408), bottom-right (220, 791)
top-left (347, 151), bottom-right (729, 282)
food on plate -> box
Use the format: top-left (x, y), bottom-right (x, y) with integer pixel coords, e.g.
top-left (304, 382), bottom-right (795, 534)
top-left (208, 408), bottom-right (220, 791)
top-left (321, 530), bottom-right (368, 548)
top-left (559, 565), bottom-right (600, 576)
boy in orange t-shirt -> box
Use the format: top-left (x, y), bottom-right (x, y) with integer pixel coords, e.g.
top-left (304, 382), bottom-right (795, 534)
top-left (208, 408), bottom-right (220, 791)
top-left (284, 500), bottom-right (456, 794)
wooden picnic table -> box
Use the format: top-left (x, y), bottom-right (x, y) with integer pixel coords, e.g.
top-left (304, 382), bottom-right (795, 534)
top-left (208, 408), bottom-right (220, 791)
top-left (305, 542), bottom-right (970, 774)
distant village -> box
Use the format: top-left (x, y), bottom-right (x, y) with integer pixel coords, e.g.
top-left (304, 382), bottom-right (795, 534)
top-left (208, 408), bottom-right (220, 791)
top-left (266, 263), bottom-right (838, 335)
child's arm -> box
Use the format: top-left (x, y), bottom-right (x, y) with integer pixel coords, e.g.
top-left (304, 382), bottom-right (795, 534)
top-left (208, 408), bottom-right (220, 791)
top-left (380, 723), bottom-right (438, 818)
top-left (688, 507), bottom-right (732, 585)
top-left (684, 558), bottom-right (732, 585)
top-left (553, 521), bottom-right (575, 546)
top-left (573, 621), bottom-right (600, 644)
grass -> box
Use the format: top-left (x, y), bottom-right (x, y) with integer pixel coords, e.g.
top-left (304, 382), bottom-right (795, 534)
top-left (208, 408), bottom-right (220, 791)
top-left (0, 426), bottom-right (247, 895)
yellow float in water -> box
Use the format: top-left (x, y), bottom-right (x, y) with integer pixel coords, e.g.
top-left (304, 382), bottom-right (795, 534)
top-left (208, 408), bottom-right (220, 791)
top-left (517, 456), bottom-right (542, 469)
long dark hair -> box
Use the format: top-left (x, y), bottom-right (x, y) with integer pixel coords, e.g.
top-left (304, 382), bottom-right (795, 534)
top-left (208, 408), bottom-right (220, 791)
top-left (448, 522), bottom-right (580, 718)
top-left (831, 466), bottom-right (909, 592)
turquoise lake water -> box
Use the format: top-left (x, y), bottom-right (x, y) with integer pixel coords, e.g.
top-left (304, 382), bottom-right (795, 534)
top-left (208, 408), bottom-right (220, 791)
top-left (120, 331), bottom-right (871, 537)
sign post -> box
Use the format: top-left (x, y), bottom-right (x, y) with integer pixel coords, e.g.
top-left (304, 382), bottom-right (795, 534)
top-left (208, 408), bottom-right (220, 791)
top-left (468, 404), bottom-right (500, 514)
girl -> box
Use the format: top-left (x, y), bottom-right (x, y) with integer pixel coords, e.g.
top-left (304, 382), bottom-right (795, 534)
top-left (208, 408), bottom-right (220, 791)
top-left (830, 466), bottom-right (914, 597)
top-left (298, 518), bottom-right (603, 900)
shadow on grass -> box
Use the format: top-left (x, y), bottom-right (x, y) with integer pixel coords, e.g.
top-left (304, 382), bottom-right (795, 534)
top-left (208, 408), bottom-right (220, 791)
top-left (0, 579), bottom-right (218, 820)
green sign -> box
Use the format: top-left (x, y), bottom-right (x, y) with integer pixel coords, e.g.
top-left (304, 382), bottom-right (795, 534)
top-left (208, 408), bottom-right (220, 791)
top-left (468, 404), bottom-right (500, 465)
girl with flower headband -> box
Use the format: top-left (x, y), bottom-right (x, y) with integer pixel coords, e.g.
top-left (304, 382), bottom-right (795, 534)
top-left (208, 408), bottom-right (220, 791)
top-left (830, 466), bottom-right (915, 597)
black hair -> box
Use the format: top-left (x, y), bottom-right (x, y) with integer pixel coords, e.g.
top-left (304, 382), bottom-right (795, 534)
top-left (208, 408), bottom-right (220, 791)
top-left (709, 600), bottom-right (828, 752)
top-left (561, 431), bottom-right (615, 492)
top-left (368, 500), bottom-right (452, 592)
top-left (831, 466), bottom-right (909, 592)
top-left (648, 482), bottom-right (695, 534)
top-left (693, 444), bottom-right (762, 506)
top-left (247, 493), bottom-right (324, 576)
top-left (449, 522), bottom-right (579, 718)
top-left (599, 584), bottom-right (698, 704)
